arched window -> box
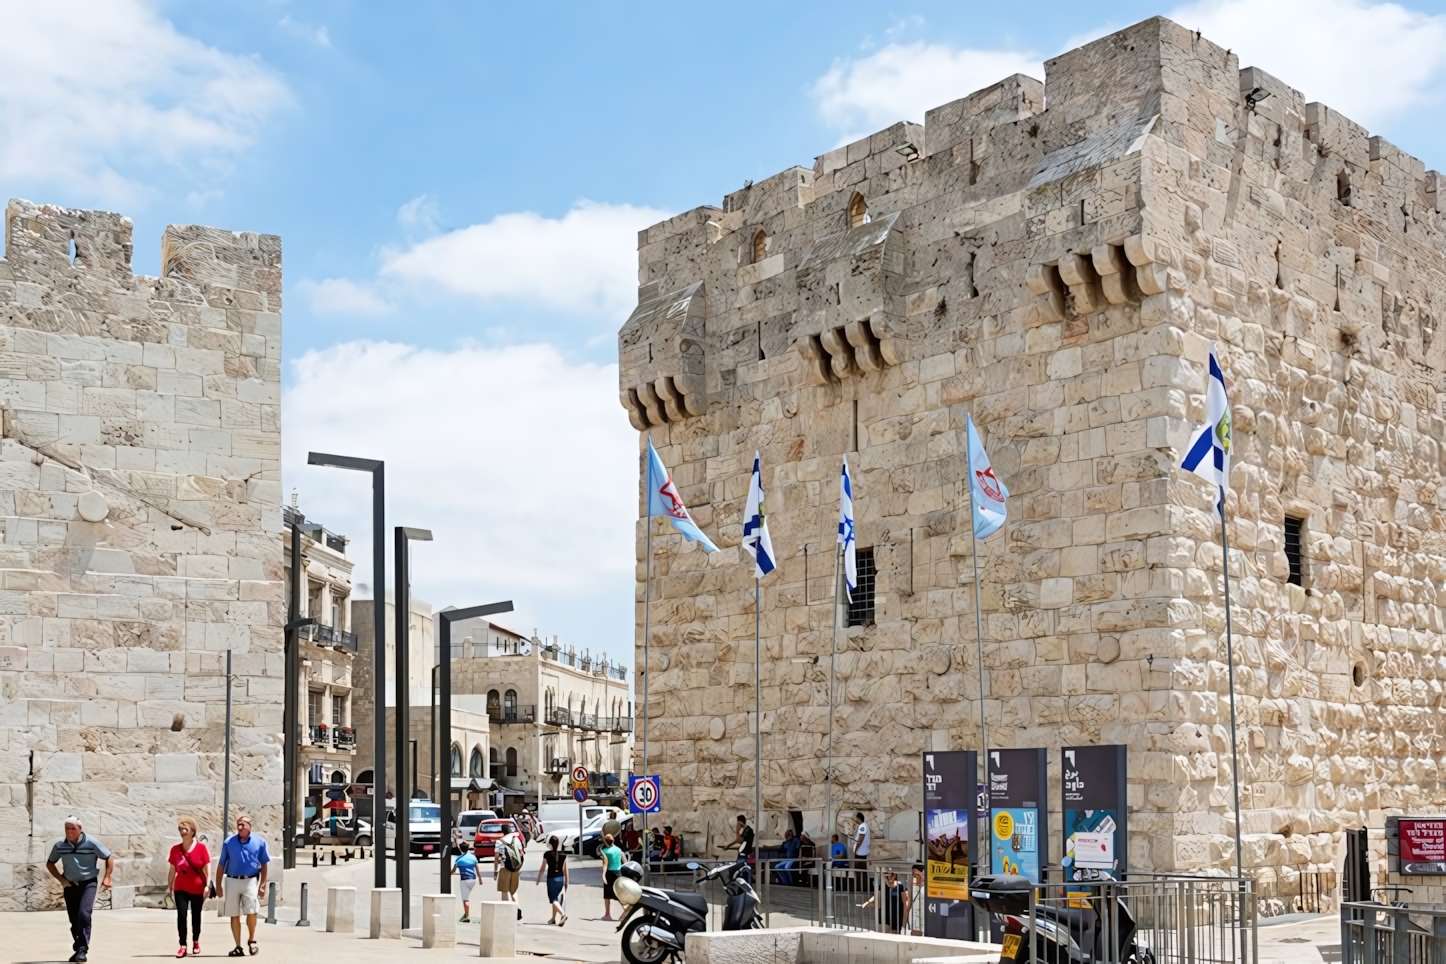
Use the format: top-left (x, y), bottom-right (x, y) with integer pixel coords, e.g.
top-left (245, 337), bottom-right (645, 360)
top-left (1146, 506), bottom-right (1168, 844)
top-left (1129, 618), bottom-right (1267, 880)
top-left (504, 689), bottom-right (517, 717)
top-left (848, 193), bottom-right (868, 229)
top-left (752, 230), bottom-right (767, 263)
top-left (450, 742), bottom-right (462, 776)
top-left (1337, 170), bottom-right (1352, 206)
top-left (489, 747), bottom-right (500, 779)
top-left (469, 746), bottom-right (484, 777)
top-left (505, 747), bottom-right (518, 777)
top-left (356, 769), bottom-right (373, 786)
top-left (330, 769), bottom-right (346, 785)
top-left (486, 689), bottom-right (500, 716)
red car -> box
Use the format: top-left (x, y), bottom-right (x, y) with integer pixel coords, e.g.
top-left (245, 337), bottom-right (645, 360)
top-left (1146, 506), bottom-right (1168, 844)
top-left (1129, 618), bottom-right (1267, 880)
top-left (473, 818), bottom-right (517, 859)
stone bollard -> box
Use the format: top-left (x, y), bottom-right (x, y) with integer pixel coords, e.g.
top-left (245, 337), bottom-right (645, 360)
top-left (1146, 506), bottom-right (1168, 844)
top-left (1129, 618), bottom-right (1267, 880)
top-left (421, 894), bottom-right (456, 948)
top-left (326, 886), bottom-right (356, 933)
top-left (369, 887), bottom-right (402, 939)
top-left (476, 901), bottom-right (515, 958)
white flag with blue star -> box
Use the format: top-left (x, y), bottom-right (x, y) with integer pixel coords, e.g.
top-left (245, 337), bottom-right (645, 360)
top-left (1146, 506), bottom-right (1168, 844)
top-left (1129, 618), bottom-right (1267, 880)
top-left (1181, 342), bottom-right (1232, 518)
top-left (742, 452), bottom-right (776, 578)
top-left (838, 457), bottom-right (857, 600)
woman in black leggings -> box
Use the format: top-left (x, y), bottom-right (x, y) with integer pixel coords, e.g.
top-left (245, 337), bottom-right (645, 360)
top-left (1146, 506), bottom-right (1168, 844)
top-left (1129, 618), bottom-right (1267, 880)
top-left (167, 817), bottom-right (211, 957)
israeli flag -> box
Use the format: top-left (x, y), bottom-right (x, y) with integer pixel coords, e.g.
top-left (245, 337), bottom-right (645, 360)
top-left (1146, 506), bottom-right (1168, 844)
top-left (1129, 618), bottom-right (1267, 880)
top-left (646, 438), bottom-right (719, 552)
top-left (966, 414), bottom-right (1009, 539)
top-left (838, 457), bottom-right (857, 600)
top-left (742, 452), bottom-right (776, 578)
top-left (1181, 342), bottom-right (1232, 518)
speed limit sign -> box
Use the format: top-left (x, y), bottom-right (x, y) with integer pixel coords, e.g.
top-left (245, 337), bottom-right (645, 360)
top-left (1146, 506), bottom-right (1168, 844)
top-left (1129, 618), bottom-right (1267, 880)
top-left (571, 764), bottom-right (588, 786)
top-left (628, 775), bottom-right (661, 814)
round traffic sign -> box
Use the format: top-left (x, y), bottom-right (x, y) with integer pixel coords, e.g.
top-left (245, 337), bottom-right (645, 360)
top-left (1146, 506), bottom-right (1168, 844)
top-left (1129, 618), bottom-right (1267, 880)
top-left (572, 765), bottom-right (588, 785)
top-left (572, 787), bottom-right (588, 803)
top-left (629, 776), bottom-right (658, 812)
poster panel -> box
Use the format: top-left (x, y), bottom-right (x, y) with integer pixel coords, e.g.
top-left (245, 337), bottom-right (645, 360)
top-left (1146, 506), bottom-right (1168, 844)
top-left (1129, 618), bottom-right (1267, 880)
top-left (1388, 816), bottom-right (1446, 875)
top-left (988, 748), bottom-right (1048, 883)
top-left (1061, 744), bottom-right (1128, 882)
top-left (923, 750), bottom-right (976, 939)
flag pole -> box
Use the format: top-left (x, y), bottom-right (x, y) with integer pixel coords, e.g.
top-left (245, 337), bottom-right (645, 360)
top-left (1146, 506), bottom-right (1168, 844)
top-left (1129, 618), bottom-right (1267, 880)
top-left (755, 573), bottom-right (762, 838)
top-left (964, 434), bottom-right (988, 879)
top-left (642, 450), bottom-right (654, 849)
top-left (825, 540), bottom-right (840, 926)
top-left (1220, 502), bottom-right (1246, 938)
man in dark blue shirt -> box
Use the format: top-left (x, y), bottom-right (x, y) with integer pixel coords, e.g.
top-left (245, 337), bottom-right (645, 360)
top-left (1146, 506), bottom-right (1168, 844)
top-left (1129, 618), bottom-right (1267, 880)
top-left (46, 816), bottom-right (114, 963)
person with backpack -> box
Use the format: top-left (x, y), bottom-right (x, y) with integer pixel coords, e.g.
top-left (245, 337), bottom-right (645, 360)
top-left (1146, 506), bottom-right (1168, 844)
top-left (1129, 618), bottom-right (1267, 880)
top-left (535, 835), bottom-right (569, 926)
top-left (493, 823), bottom-right (525, 905)
top-left (166, 817), bottom-right (210, 957)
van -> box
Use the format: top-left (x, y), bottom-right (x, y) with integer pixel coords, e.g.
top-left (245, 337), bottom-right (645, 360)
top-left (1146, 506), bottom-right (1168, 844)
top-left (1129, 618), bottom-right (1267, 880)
top-left (536, 800), bottom-right (608, 837)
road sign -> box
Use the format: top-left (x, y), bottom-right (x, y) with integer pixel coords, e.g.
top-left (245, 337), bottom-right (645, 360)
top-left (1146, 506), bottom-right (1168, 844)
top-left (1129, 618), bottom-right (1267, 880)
top-left (572, 787), bottom-right (589, 803)
top-left (628, 775), bottom-right (661, 814)
top-left (572, 765), bottom-right (588, 785)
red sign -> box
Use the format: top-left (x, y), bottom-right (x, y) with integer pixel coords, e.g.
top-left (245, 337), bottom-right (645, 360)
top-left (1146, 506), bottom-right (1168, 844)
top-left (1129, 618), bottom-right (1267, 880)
top-left (1399, 819), bottom-right (1446, 874)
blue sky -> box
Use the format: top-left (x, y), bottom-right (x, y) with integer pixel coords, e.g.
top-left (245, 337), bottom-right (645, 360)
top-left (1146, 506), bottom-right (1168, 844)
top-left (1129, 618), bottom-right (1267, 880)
top-left (3, 0), bottom-right (1446, 664)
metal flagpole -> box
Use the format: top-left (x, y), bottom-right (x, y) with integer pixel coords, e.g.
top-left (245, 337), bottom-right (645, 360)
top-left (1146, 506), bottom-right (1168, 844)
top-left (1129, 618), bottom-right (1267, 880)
top-left (1221, 506), bottom-right (1246, 945)
top-left (964, 440), bottom-right (989, 879)
top-left (755, 574), bottom-right (762, 840)
top-left (824, 542), bottom-right (841, 925)
top-left (641, 480), bottom-right (654, 852)
top-left (223, 649), bottom-right (233, 840)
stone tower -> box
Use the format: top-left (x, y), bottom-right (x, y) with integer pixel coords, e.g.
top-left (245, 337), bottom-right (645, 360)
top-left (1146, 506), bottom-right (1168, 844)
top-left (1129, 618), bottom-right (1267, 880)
top-left (0, 200), bottom-right (283, 909)
top-left (619, 17), bottom-right (1446, 900)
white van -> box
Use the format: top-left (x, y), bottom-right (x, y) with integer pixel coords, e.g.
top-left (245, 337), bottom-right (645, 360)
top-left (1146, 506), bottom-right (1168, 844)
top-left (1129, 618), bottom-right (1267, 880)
top-left (536, 801), bottom-right (608, 838)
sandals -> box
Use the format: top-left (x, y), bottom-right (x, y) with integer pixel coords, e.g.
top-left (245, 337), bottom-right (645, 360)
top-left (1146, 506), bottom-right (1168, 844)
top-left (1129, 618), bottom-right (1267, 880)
top-left (228, 948), bottom-right (245, 958)
top-left (248, 941), bottom-right (259, 955)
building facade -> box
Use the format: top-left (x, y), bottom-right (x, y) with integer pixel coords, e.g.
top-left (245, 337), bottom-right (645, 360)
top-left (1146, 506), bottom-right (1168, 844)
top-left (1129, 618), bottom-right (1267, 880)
top-left (619, 18), bottom-right (1446, 900)
top-left (448, 616), bottom-right (633, 805)
top-left (0, 199), bottom-right (284, 910)
top-left (281, 504), bottom-right (358, 822)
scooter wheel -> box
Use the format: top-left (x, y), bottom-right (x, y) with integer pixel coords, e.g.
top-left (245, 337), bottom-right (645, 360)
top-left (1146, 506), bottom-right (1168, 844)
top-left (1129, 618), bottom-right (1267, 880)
top-left (620, 918), bottom-right (674, 964)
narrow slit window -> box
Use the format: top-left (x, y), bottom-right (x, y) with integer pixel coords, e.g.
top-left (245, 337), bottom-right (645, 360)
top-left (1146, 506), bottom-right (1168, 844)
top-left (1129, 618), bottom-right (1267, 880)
top-left (1284, 517), bottom-right (1305, 586)
top-left (847, 547), bottom-right (876, 627)
top-left (753, 230), bottom-right (767, 264)
top-left (848, 193), bottom-right (868, 229)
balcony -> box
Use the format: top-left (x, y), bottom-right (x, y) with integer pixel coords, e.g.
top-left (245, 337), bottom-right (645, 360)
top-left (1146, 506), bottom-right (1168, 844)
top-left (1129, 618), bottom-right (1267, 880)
top-left (308, 623), bottom-right (358, 652)
top-left (545, 707), bottom-right (572, 728)
top-left (576, 712), bottom-right (599, 731)
top-left (335, 727), bottom-right (356, 749)
top-left (487, 704), bottom-right (536, 725)
top-left (607, 716), bottom-right (634, 734)
top-left (544, 757), bottom-right (570, 775)
top-left (308, 724), bottom-right (332, 747)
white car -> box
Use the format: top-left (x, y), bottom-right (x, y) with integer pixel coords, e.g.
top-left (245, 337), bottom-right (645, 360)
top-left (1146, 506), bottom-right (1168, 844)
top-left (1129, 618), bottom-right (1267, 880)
top-left (456, 809), bottom-right (496, 844)
top-left (553, 810), bottom-right (610, 852)
top-left (386, 801), bottom-right (443, 857)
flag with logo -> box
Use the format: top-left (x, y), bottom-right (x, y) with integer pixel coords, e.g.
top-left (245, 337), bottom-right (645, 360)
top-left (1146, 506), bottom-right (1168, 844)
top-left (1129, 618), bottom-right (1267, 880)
top-left (646, 438), bottom-right (718, 552)
top-left (742, 452), bottom-right (776, 577)
top-left (1181, 341), bottom-right (1231, 518)
top-left (838, 456), bottom-right (857, 600)
top-left (966, 415), bottom-right (1009, 539)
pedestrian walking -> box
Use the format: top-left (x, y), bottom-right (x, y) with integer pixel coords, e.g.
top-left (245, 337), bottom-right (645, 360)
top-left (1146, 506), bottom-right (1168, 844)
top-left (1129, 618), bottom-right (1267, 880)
top-left (214, 813), bottom-right (270, 957)
top-left (45, 816), bottom-right (114, 963)
top-left (452, 842), bottom-right (477, 922)
top-left (599, 833), bottom-right (623, 922)
top-left (167, 817), bottom-right (211, 957)
top-left (860, 869), bottom-right (905, 933)
top-left (493, 823), bottom-right (525, 906)
top-left (726, 814), bottom-right (755, 864)
top-left (535, 835), bottom-right (569, 926)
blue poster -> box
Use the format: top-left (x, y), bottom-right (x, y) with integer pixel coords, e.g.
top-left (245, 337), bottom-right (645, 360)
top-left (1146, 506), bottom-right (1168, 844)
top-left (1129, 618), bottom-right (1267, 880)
top-left (991, 807), bottom-right (1039, 879)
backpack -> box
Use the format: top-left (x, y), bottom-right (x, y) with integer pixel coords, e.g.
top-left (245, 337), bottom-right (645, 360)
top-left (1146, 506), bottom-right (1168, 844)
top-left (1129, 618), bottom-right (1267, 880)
top-left (501, 836), bottom-right (523, 872)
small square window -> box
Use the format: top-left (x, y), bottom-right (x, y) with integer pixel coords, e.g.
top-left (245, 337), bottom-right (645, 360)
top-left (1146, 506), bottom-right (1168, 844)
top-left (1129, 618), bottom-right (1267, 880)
top-left (1284, 517), bottom-right (1305, 586)
top-left (847, 548), bottom-right (877, 626)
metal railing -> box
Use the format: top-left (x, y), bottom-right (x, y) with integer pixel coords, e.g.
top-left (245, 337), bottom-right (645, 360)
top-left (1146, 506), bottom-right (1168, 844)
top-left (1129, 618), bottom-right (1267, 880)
top-left (607, 715), bottom-right (634, 733)
top-left (334, 728), bottom-right (356, 748)
top-left (545, 758), bottom-right (570, 774)
top-left (545, 707), bottom-right (572, 727)
top-left (309, 623), bottom-right (358, 651)
top-left (488, 705), bottom-right (536, 724)
top-left (308, 725), bottom-right (331, 746)
top-left (577, 712), bottom-right (599, 730)
top-left (1342, 901), bottom-right (1446, 964)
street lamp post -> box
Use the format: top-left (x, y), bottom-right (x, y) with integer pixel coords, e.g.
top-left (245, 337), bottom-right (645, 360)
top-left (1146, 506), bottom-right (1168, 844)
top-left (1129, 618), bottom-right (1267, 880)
top-left (437, 601), bottom-right (513, 894)
top-left (395, 525), bottom-right (432, 928)
top-left (306, 453), bottom-right (386, 889)
top-left (283, 509), bottom-right (321, 872)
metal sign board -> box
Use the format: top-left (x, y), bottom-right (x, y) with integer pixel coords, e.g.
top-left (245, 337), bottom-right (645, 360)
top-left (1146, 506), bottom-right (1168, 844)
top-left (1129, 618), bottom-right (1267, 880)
top-left (1062, 744), bottom-right (1128, 881)
top-left (572, 764), bottom-right (589, 785)
top-left (572, 787), bottom-right (589, 803)
top-left (1388, 816), bottom-right (1446, 875)
top-left (923, 750), bottom-right (976, 941)
top-left (988, 748), bottom-right (1048, 883)
top-left (628, 775), bottom-right (661, 814)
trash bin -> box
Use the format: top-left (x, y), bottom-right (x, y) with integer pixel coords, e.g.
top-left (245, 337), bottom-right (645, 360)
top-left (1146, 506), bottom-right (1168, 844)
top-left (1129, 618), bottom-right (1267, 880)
top-left (969, 874), bottom-right (1034, 916)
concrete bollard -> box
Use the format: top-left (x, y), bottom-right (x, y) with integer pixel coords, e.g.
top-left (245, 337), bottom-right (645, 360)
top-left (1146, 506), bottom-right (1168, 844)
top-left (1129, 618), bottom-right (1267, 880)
top-left (370, 887), bottom-right (402, 939)
top-left (476, 901), bottom-right (515, 958)
top-left (421, 894), bottom-right (456, 948)
top-left (265, 881), bottom-right (277, 925)
top-left (326, 886), bottom-right (356, 933)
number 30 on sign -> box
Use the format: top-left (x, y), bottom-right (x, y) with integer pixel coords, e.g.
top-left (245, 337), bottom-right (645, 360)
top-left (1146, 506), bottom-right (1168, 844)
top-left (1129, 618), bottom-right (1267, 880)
top-left (628, 775), bottom-right (661, 814)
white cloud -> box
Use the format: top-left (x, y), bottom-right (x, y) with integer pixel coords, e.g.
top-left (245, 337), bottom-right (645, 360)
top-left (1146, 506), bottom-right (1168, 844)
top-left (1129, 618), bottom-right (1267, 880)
top-left (297, 278), bottom-right (391, 316)
top-left (379, 200), bottom-right (669, 317)
top-left (279, 15), bottom-right (332, 48)
top-left (397, 194), bottom-right (441, 236)
top-left (283, 340), bottom-right (638, 644)
top-left (0, 0), bottom-right (288, 203)
top-left (813, 42), bottom-right (1042, 135)
top-left (1163, 0), bottom-right (1446, 129)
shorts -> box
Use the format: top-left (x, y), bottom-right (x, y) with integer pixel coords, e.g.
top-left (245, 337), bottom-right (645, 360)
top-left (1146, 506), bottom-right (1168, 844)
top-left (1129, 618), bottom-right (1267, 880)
top-left (459, 878), bottom-right (476, 901)
top-left (496, 867), bottom-right (520, 895)
top-left (223, 876), bottom-right (260, 917)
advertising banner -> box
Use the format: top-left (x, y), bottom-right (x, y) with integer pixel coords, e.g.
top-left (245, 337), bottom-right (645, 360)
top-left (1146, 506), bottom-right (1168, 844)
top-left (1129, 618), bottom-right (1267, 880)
top-left (923, 750), bottom-right (976, 940)
top-left (1061, 744), bottom-right (1128, 882)
top-left (988, 748), bottom-right (1048, 883)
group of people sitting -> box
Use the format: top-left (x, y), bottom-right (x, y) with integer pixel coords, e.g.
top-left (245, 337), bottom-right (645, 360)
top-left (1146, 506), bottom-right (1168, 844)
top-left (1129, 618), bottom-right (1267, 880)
top-left (611, 817), bottom-right (684, 867)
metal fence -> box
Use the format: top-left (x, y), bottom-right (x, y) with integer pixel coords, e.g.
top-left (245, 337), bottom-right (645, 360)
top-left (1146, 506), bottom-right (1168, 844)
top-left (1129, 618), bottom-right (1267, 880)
top-left (1342, 902), bottom-right (1446, 964)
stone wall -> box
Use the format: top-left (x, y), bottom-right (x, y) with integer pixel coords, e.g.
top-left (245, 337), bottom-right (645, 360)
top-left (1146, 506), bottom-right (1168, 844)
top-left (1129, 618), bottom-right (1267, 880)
top-left (619, 17), bottom-right (1446, 900)
top-left (0, 200), bottom-right (283, 909)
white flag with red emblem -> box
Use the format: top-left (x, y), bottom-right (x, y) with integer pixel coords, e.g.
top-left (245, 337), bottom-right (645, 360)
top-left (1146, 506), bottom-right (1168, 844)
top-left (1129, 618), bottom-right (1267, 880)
top-left (646, 438), bottom-right (718, 552)
top-left (966, 414), bottom-right (1008, 539)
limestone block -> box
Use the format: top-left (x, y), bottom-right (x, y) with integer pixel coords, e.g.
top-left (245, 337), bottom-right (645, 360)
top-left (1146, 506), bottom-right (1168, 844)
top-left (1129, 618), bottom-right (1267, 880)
top-left (370, 887), bottom-right (401, 939)
top-left (326, 886), bottom-right (355, 933)
top-left (421, 893), bottom-right (456, 948)
top-left (475, 900), bottom-right (515, 957)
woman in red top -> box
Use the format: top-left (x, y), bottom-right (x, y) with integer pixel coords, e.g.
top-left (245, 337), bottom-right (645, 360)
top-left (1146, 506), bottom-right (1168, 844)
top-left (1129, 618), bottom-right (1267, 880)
top-left (167, 816), bottom-right (211, 957)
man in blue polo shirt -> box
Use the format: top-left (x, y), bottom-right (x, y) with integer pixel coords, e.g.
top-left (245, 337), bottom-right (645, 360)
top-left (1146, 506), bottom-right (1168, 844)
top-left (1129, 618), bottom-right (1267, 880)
top-left (214, 813), bottom-right (270, 957)
top-left (46, 816), bottom-right (114, 963)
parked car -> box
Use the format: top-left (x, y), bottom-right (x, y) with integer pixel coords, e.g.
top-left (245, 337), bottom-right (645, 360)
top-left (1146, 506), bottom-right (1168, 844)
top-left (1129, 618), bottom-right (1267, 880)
top-left (555, 810), bottom-right (610, 853)
top-left (536, 801), bottom-right (607, 838)
top-left (456, 809), bottom-right (496, 844)
top-left (473, 818), bottom-right (518, 859)
top-left (386, 801), bottom-right (443, 857)
top-left (580, 815), bottom-right (633, 858)
top-left (294, 817), bottom-right (372, 847)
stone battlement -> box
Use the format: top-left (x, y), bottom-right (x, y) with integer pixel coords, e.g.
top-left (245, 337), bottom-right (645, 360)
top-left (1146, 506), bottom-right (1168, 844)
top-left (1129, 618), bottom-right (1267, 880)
top-left (619, 16), bottom-right (1446, 899)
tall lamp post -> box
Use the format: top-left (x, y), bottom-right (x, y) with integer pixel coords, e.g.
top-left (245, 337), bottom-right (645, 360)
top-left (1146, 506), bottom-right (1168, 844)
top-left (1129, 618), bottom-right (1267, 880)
top-left (395, 525), bottom-right (432, 928)
top-left (437, 601), bottom-right (513, 893)
top-left (283, 508), bottom-right (321, 872)
top-left (306, 453), bottom-right (386, 889)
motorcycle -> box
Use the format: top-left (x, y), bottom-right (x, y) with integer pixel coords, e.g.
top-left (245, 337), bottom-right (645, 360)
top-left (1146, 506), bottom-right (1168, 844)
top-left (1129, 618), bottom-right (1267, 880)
top-left (970, 873), bottom-right (1154, 964)
top-left (612, 859), bottom-right (763, 963)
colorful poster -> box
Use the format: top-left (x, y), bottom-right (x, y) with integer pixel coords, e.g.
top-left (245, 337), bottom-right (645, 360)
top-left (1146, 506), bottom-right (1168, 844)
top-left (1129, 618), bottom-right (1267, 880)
top-left (991, 807), bottom-right (1040, 879)
top-left (988, 748), bottom-right (1048, 883)
top-left (923, 750), bottom-right (976, 940)
top-left (1061, 745), bottom-right (1128, 882)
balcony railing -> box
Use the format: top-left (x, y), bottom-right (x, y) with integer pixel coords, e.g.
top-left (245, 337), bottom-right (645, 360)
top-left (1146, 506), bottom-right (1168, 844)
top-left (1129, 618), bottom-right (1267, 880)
top-left (308, 724), bottom-right (331, 746)
top-left (335, 727), bottom-right (356, 749)
top-left (576, 712), bottom-right (600, 731)
top-left (487, 704), bottom-right (536, 724)
top-left (545, 757), bottom-right (570, 774)
top-left (309, 623), bottom-right (358, 652)
top-left (606, 664), bottom-right (627, 681)
top-left (545, 707), bottom-right (572, 727)
top-left (607, 716), bottom-right (634, 734)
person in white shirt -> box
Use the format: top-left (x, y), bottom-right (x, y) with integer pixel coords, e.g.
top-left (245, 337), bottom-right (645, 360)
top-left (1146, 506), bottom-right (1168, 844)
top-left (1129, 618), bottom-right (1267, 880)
top-left (853, 812), bottom-right (871, 888)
